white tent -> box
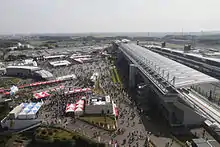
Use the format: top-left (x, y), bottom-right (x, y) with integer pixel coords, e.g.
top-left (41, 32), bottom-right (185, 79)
top-left (75, 107), bottom-right (83, 112)
top-left (18, 110), bottom-right (28, 119)
top-left (27, 110), bottom-right (36, 119)
top-left (10, 85), bottom-right (19, 95)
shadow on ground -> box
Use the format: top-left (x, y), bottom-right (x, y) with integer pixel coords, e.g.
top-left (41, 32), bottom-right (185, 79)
top-left (115, 58), bottom-right (196, 144)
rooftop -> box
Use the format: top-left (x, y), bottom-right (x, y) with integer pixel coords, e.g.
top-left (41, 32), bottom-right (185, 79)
top-left (6, 66), bottom-right (40, 71)
top-left (56, 74), bottom-right (76, 80)
top-left (34, 70), bottom-right (54, 79)
top-left (121, 43), bottom-right (219, 88)
top-left (43, 55), bottom-right (66, 59)
top-left (70, 54), bottom-right (91, 59)
top-left (192, 138), bottom-right (213, 147)
top-left (148, 45), bottom-right (220, 63)
top-left (49, 60), bottom-right (71, 67)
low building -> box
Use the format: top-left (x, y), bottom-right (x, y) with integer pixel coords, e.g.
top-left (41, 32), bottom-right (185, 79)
top-left (89, 95), bottom-right (111, 105)
top-left (1, 102), bottom-right (43, 130)
top-left (84, 104), bottom-right (113, 115)
top-left (85, 96), bottom-right (113, 115)
top-left (49, 60), bottom-right (71, 67)
top-left (8, 59), bottom-right (38, 67)
top-left (33, 69), bottom-right (54, 80)
top-left (70, 54), bottom-right (91, 59)
top-left (6, 66), bottom-right (53, 80)
top-left (43, 55), bottom-right (66, 60)
top-left (56, 74), bottom-right (77, 81)
top-left (74, 58), bottom-right (92, 64)
top-left (6, 66), bottom-right (40, 77)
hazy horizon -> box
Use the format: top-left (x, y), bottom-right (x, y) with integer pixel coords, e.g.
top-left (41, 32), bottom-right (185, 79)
top-left (1, 0), bottom-right (220, 34)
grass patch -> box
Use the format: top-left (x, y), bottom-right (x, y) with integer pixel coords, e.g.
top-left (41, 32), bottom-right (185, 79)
top-left (110, 69), bottom-right (116, 84)
top-left (113, 68), bottom-right (120, 83)
top-left (80, 116), bottom-right (115, 125)
top-left (53, 129), bottom-right (73, 140)
top-left (33, 127), bottom-right (105, 147)
top-left (79, 116), bottom-right (116, 131)
top-left (0, 77), bottom-right (21, 88)
top-left (113, 67), bottom-right (122, 86)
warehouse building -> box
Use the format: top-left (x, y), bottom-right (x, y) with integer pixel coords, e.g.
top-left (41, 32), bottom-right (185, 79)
top-left (6, 66), bottom-right (39, 77)
top-left (33, 70), bottom-right (54, 80)
top-left (6, 66), bottom-right (53, 80)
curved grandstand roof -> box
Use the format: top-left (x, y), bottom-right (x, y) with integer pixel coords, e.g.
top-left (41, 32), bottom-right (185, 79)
top-left (120, 43), bottom-right (219, 88)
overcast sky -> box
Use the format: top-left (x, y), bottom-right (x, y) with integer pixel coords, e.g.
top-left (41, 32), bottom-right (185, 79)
top-left (0, 0), bottom-right (220, 34)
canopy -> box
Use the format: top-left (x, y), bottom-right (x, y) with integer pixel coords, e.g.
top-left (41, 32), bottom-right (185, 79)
top-left (113, 103), bottom-right (119, 117)
top-left (76, 103), bottom-right (84, 108)
top-left (65, 88), bottom-right (91, 94)
top-left (65, 104), bottom-right (76, 113)
top-left (75, 107), bottom-right (83, 112)
top-left (76, 100), bottom-right (84, 105)
top-left (34, 91), bottom-right (50, 99)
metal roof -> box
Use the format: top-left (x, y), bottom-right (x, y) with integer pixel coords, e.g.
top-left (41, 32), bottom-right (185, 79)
top-left (43, 55), bottom-right (66, 59)
top-left (121, 43), bottom-right (219, 88)
top-left (147, 45), bottom-right (220, 63)
top-left (6, 66), bottom-right (40, 71)
top-left (49, 60), bottom-right (71, 67)
top-left (34, 70), bottom-right (53, 79)
top-left (192, 138), bottom-right (212, 147)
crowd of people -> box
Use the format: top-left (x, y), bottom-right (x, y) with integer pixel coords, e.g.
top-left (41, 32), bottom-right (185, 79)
top-left (37, 58), bottom-right (107, 124)
top-left (36, 56), bottom-right (150, 146)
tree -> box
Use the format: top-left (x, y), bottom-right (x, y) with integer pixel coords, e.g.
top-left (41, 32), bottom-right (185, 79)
top-left (1, 48), bottom-right (10, 60)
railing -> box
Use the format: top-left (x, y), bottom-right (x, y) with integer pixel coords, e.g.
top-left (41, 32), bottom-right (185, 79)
top-left (119, 45), bottom-right (177, 94)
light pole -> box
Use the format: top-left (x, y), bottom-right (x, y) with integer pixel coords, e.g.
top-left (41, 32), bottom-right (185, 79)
top-left (138, 84), bottom-right (148, 89)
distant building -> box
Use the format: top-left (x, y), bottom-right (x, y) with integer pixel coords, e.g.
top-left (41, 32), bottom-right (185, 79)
top-left (6, 66), bottom-right (40, 77)
top-left (13, 59), bottom-right (38, 67)
top-left (8, 42), bottom-right (34, 50)
top-left (6, 66), bottom-right (53, 80)
top-left (33, 70), bottom-right (54, 80)
top-left (49, 60), bottom-right (71, 67)
top-left (184, 44), bottom-right (191, 52)
top-left (43, 55), bottom-right (66, 60)
top-left (70, 54), bottom-right (91, 59)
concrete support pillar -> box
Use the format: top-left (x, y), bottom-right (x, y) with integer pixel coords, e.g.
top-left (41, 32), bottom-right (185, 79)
top-left (116, 52), bottom-right (123, 64)
top-left (129, 64), bottom-right (137, 89)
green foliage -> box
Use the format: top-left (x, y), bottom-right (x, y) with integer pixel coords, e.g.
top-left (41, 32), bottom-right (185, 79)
top-left (0, 77), bottom-right (20, 87)
top-left (110, 69), bottom-right (116, 84)
top-left (33, 127), bottom-right (104, 147)
top-left (79, 116), bottom-right (116, 132)
top-left (113, 67), bottom-right (122, 86)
